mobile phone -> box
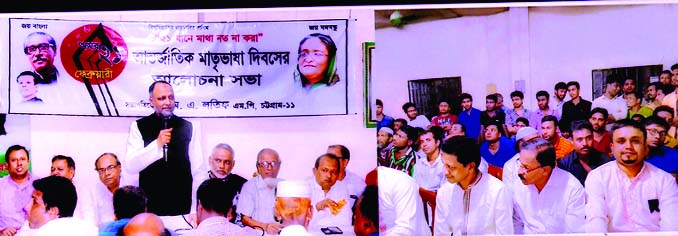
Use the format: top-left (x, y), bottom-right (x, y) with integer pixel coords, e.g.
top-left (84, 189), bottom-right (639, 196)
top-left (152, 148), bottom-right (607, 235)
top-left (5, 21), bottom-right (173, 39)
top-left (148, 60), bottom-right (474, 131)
top-left (321, 226), bottom-right (343, 235)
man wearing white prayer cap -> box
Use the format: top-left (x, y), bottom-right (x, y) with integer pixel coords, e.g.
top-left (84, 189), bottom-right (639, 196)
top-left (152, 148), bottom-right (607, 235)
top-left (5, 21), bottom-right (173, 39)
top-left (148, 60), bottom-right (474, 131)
top-left (502, 126), bottom-right (540, 188)
top-left (276, 180), bottom-right (312, 236)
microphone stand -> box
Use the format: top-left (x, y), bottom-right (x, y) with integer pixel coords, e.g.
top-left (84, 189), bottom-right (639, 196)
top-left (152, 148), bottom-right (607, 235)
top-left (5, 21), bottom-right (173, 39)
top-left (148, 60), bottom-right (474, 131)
top-left (163, 116), bottom-right (170, 162)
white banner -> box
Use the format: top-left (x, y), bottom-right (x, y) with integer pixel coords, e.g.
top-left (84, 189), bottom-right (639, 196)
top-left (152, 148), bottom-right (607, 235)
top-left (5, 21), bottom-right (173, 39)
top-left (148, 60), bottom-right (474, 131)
top-left (8, 18), bottom-right (349, 117)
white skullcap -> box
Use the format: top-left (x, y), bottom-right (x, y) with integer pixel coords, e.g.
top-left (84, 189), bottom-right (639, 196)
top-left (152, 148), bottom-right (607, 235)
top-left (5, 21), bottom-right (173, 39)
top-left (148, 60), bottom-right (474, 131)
top-left (276, 180), bottom-right (310, 198)
top-left (378, 127), bottom-right (394, 135)
top-left (279, 225), bottom-right (312, 236)
top-left (516, 127), bottom-right (538, 141)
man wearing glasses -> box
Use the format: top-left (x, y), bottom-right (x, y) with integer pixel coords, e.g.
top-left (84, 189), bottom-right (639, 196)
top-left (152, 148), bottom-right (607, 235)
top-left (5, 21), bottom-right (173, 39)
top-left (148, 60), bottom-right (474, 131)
top-left (23, 31), bottom-right (59, 85)
top-left (238, 148), bottom-right (284, 235)
top-left (510, 138), bottom-right (585, 234)
top-left (80, 153), bottom-right (126, 227)
top-left (643, 116), bottom-right (678, 182)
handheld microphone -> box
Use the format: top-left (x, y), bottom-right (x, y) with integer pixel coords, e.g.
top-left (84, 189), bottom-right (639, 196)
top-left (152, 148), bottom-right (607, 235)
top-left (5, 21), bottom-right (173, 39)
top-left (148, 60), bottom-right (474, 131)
top-left (163, 116), bottom-right (170, 162)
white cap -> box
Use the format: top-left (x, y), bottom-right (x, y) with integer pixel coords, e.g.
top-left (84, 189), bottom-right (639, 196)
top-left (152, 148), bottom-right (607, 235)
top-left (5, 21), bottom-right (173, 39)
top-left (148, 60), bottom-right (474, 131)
top-left (516, 127), bottom-right (538, 142)
top-left (279, 225), bottom-right (312, 236)
top-left (378, 127), bottom-right (394, 135)
top-left (276, 180), bottom-right (310, 198)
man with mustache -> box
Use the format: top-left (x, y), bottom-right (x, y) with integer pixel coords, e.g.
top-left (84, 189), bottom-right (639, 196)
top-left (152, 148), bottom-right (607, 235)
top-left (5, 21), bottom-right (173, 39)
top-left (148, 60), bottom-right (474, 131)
top-left (585, 119), bottom-right (678, 232)
top-left (307, 153), bottom-right (352, 231)
top-left (238, 148), bottom-right (284, 235)
top-left (0, 145), bottom-right (35, 236)
top-left (23, 32), bottom-right (58, 85)
top-left (124, 81), bottom-right (207, 216)
top-left (201, 144), bottom-right (247, 225)
top-left (558, 121), bottom-right (612, 186)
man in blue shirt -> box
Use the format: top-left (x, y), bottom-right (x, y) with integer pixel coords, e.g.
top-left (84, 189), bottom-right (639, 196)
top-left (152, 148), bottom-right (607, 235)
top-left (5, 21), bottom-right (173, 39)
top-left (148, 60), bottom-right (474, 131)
top-left (480, 120), bottom-right (516, 180)
top-left (457, 93), bottom-right (482, 142)
top-left (644, 116), bottom-right (678, 181)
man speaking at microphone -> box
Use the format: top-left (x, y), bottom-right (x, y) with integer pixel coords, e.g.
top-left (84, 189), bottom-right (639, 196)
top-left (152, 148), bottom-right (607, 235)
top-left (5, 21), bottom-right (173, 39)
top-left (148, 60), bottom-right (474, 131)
top-left (124, 81), bottom-right (207, 216)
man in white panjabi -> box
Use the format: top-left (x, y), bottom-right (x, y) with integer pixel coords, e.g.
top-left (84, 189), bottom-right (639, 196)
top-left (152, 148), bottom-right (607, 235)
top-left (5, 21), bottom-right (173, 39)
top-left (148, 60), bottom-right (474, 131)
top-left (435, 136), bottom-right (513, 235)
top-left (275, 180), bottom-right (313, 236)
top-left (585, 119), bottom-right (678, 232)
top-left (306, 153), bottom-right (352, 230)
top-left (510, 138), bottom-right (585, 234)
top-left (238, 148), bottom-right (284, 235)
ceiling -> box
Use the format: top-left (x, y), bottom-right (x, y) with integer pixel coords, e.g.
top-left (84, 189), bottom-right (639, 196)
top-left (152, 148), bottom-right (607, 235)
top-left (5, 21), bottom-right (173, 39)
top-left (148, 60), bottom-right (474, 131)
top-left (375, 8), bottom-right (509, 29)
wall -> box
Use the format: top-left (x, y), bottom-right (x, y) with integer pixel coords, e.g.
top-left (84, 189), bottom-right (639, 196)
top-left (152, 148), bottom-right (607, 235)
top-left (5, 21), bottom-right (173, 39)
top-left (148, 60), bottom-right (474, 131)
top-left (375, 4), bottom-right (678, 119)
top-left (0, 8), bottom-right (377, 190)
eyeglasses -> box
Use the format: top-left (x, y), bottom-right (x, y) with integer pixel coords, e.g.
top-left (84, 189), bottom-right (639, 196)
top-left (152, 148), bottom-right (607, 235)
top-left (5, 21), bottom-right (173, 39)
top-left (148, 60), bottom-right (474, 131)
top-left (95, 164), bottom-right (119, 175)
top-left (647, 129), bottom-right (667, 138)
top-left (299, 51), bottom-right (327, 59)
top-left (516, 159), bottom-right (542, 175)
top-left (257, 161), bottom-right (279, 168)
top-left (24, 43), bottom-right (54, 55)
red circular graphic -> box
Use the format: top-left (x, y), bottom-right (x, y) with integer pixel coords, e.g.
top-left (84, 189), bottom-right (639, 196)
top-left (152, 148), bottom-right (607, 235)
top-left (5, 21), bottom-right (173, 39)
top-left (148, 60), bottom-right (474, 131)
top-left (60, 24), bottom-right (128, 85)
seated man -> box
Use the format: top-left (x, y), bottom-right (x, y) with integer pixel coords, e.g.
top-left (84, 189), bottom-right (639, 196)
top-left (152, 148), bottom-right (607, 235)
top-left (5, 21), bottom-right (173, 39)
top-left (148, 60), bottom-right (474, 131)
top-left (644, 116), bottom-right (678, 181)
top-left (377, 127), bottom-right (394, 166)
top-left (18, 176), bottom-right (97, 236)
top-left (123, 213), bottom-right (172, 236)
top-left (0, 145), bottom-right (35, 236)
top-left (201, 144), bottom-right (247, 225)
top-left (275, 180), bottom-right (313, 236)
top-left (49, 155), bottom-right (75, 180)
top-left (511, 138), bottom-right (585, 234)
top-left (386, 125), bottom-right (419, 177)
top-left (327, 144), bottom-right (366, 209)
top-left (238, 148), bottom-right (284, 235)
top-left (435, 136), bottom-right (513, 235)
top-left (480, 120), bottom-right (516, 180)
top-left (85, 153), bottom-right (127, 227)
top-left (99, 185), bottom-right (147, 236)
top-left (585, 119), bottom-right (678, 232)
top-left (541, 115), bottom-right (573, 159)
top-left (558, 121), bottom-right (613, 186)
top-left (366, 166), bottom-right (428, 236)
top-left (183, 179), bottom-right (257, 236)
top-left (306, 154), bottom-right (352, 230)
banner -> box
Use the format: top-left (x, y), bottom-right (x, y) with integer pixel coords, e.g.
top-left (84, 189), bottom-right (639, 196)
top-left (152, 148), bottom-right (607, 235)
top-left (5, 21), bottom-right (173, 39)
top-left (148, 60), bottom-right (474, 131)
top-left (8, 18), bottom-right (349, 117)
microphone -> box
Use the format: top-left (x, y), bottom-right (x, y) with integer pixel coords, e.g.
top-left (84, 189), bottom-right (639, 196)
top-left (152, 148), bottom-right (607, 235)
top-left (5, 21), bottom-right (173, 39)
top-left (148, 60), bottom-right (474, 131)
top-left (163, 116), bottom-right (170, 162)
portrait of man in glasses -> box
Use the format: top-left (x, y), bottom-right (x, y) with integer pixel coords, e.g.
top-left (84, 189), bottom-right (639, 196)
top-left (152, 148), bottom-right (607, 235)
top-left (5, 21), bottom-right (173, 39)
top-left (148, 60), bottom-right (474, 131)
top-left (23, 31), bottom-right (59, 85)
top-left (85, 153), bottom-right (127, 227)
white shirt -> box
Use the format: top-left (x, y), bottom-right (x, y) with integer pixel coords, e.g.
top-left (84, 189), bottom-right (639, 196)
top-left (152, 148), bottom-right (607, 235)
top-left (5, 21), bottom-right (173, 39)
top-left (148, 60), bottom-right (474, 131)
top-left (585, 161), bottom-right (678, 232)
top-left (341, 170), bottom-right (366, 210)
top-left (237, 175), bottom-right (281, 224)
top-left (408, 115), bottom-right (431, 129)
top-left (75, 175), bottom-right (130, 227)
top-left (414, 153), bottom-right (446, 191)
top-left (33, 217), bottom-right (98, 236)
top-left (307, 178), bottom-right (352, 229)
top-left (279, 224), bottom-right (311, 236)
top-left (183, 216), bottom-right (256, 236)
top-left (592, 95), bottom-right (627, 121)
top-left (124, 119), bottom-right (207, 215)
top-left (434, 172), bottom-right (514, 236)
top-left (376, 166), bottom-right (429, 236)
top-left (510, 167), bottom-right (585, 234)
top-left (502, 154), bottom-right (521, 192)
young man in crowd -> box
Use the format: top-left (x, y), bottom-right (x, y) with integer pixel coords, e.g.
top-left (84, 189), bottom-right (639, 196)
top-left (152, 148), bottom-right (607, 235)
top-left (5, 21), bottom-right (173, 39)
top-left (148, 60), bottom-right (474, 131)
top-left (560, 81), bottom-right (592, 138)
top-left (458, 93), bottom-right (482, 141)
top-left (402, 102), bottom-right (430, 129)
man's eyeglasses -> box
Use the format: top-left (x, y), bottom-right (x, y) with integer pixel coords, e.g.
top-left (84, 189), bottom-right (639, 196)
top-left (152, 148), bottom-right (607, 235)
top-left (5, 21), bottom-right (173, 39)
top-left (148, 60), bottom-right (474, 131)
top-left (95, 164), bottom-right (119, 175)
top-left (24, 43), bottom-right (54, 55)
top-left (516, 159), bottom-right (542, 175)
top-left (299, 51), bottom-right (327, 59)
top-left (647, 129), bottom-right (667, 138)
top-left (257, 161), bottom-right (279, 168)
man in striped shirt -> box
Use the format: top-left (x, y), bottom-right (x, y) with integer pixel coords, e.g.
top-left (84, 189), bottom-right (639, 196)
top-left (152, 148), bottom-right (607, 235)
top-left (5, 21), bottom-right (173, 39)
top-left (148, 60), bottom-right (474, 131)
top-left (386, 125), bottom-right (419, 177)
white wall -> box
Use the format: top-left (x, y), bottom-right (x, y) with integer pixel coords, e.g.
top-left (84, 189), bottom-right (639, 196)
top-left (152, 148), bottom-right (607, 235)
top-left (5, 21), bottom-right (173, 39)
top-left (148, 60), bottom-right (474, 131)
top-left (0, 8), bottom-right (377, 190)
top-left (375, 4), bottom-right (678, 119)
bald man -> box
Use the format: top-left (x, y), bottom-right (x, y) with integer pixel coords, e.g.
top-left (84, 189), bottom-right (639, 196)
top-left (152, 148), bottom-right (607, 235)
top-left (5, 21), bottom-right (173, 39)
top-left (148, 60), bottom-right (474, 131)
top-left (123, 213), bottom-right (170, 236)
